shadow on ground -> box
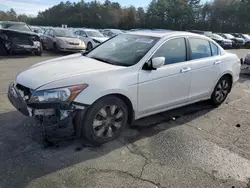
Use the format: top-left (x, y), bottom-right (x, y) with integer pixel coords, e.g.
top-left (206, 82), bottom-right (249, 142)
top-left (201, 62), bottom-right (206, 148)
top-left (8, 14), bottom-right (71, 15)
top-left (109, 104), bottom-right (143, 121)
top-left (0, 100), bottom-right (214, 188)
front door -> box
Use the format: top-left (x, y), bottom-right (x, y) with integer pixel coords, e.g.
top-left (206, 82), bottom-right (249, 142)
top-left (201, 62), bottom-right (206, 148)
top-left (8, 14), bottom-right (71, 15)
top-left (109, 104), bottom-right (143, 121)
top-left (138, 37), bottom-right (192, 117)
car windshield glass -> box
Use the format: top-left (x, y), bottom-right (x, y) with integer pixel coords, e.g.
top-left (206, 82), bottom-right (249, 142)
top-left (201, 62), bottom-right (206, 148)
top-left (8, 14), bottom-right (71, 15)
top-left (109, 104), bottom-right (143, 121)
top-left (86, 30), bottom-right (104, 37)
top-left (111, 29), bottom-right (123, 34)
top-left (86, 34), bottom-right (159, 67)
top-left (0, 22), bottom-right (31, 32)
top-left (224, 34), bottom-right (234, 39)
top-left (243, 34), bottom-right (250, 39)
top-left (54, 29), bottom-right (75, 37)
top-left (212, 34), bottom-right (223, 40)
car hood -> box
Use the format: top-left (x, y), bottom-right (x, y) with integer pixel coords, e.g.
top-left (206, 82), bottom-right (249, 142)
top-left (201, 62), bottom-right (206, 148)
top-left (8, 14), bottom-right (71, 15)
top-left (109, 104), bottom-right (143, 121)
top-left (16, 53), bottom-right (117, 89)
top-left (91, 37), bottom-right (109, 42)
top-left (56, 37), bottom-right (81, 43)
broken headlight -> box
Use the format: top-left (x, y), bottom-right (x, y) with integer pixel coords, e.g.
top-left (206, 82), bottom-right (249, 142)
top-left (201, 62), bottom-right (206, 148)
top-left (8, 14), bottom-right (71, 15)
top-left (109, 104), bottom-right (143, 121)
top-left (29, 84), bottom-right (88, 103)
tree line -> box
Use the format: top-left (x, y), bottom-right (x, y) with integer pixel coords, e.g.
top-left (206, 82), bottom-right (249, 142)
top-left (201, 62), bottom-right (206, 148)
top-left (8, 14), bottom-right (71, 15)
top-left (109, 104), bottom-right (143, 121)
top-left (1, 0), bottom-right (250, 33)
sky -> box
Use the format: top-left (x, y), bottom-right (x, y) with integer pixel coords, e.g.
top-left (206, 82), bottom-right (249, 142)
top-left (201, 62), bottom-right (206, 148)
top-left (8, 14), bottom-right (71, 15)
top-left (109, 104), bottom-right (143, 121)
top-left (0, 0), bottom-right (150, 16)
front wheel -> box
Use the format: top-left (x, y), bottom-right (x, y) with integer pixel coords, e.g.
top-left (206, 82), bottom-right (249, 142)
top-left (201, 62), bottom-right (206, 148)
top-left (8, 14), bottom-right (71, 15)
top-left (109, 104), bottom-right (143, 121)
top-left (211, 76), bottom-right (232, 106)
top-left (78, 96), bottom-right (128, 144)
top-left (87, 42), bottom-right (93, 51)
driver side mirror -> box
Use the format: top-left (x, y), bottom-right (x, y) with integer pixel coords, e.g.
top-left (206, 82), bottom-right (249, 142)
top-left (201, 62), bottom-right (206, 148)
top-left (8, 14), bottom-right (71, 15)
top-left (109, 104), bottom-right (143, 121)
top-left (151, 57), bottom-right (165, 69)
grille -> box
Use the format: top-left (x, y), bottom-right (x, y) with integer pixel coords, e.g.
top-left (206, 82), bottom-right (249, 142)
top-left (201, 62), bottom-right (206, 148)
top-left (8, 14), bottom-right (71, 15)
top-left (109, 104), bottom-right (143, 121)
top-left (69, 42), bottom-right (79, 45)
top-left (11, 37), bottom-right (33, 45)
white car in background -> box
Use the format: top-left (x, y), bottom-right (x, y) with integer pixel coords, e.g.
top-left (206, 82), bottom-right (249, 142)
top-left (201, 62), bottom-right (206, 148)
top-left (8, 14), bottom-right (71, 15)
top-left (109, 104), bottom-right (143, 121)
top-left (74, 29), bottom-right (109, 50)
top-left (8, 31), bottom-right (240, 144)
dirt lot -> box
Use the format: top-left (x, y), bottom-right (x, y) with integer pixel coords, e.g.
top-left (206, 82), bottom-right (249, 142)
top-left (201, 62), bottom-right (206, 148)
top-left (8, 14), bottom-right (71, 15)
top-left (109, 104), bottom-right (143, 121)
top-left (1, 49), bottom-right (250, 188)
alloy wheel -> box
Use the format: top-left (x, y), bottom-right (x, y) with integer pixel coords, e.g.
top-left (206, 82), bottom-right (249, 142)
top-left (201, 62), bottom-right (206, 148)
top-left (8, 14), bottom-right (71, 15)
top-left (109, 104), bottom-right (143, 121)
top-left (215, 79), bottom-right (230, 103)
top-left (92, 105), bottom-right (125, 139)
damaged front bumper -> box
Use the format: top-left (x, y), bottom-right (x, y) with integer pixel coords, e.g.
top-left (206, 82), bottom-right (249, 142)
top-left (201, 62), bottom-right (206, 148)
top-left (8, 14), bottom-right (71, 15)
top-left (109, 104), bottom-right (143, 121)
top-left (8, 82), bottom-right (88, 121)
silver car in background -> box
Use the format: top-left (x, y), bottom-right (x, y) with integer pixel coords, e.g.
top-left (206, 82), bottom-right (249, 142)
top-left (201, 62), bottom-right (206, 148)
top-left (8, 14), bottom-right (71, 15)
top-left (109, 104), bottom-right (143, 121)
top-left (43, 28), bottom-right (86, 52)
top-left (74, 29), bottom-right (108, 50)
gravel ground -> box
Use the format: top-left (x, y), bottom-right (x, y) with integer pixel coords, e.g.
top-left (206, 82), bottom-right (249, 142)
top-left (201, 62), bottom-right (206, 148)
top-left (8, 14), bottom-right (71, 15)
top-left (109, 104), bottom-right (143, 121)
top-left (1, 49), bottom-right (250, 188)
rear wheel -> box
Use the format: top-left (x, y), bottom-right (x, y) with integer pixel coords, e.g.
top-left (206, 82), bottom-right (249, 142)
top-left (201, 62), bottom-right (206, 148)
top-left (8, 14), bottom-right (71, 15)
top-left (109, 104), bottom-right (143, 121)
top-left (211, 76), bottom-right (232, 106)
top-left (77, 96), bottom-right (128, 144)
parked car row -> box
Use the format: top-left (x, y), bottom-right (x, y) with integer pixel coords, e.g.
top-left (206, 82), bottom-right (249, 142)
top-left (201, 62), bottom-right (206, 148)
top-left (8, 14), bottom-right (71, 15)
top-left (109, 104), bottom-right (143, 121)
top-left (189, 30), bottom-right (250, 49)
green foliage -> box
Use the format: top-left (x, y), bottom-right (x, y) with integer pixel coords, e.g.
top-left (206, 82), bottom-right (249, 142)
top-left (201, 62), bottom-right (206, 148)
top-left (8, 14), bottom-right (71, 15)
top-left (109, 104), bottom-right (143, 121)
top-left (1, 0), bottom-right (250, 32)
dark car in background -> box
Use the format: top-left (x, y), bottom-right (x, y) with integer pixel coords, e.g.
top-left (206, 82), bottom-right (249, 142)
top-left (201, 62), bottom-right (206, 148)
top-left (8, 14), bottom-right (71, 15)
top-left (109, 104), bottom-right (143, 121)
top-left (207, 33), bottom-right (232, 49)
top-left (232, 33), bottom-right (250, 48)
top-left (0, 21), bottom-right (43, 56)
top-left (217, 33), bottom-right (244, 48)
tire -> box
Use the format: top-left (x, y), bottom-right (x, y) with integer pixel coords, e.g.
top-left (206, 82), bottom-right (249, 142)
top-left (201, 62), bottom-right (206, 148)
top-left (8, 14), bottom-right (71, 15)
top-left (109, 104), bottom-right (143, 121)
top-left (77, 96), bottom-right (128, 144)
top-left (34, 43), bottom-right (43, 56)
top-left (53, 42), bottom-right (59, 52)
top-left (87, 42), bottom-right (93, 51)
top-left (0, 41), bottom-right (7, 56)
top-left (245, 42), bottom-right (250, 49)
top-left (211, 76), bottom-right (232, 106)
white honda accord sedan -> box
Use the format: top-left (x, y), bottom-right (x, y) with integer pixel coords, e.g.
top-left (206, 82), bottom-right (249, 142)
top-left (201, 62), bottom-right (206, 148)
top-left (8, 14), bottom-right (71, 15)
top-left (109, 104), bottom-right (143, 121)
top-left (8, 31), bottom-right (241, 144)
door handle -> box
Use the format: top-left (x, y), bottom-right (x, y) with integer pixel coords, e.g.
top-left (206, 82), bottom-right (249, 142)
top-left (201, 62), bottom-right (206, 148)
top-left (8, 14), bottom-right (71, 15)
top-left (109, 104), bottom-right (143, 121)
top-left (214, 60), bottom-right (221, 65)
top-left (180, 67), bottom-right (191, 73)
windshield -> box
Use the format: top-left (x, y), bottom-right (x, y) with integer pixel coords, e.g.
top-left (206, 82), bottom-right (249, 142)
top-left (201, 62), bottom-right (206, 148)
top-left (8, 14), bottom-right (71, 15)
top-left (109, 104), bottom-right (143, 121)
top-left (224, 34), bottom-right (234, 39)
top-left (0, 22), bottom-right (31, 32)
top-left (212, 34), bottom-right (223, 40)
top-left (86, 34), bottom-right (159, 67)
top-left (54, 29), bottom-right (76, 38)
top-left (111, 29), bottom-right (123, 34)
top-left (86, 30), bottom-right (105, 37)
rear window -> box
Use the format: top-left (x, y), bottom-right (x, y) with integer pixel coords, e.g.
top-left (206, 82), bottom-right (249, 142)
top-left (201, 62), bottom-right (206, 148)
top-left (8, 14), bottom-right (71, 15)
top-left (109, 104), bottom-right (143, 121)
top-left (210, 42), bottom-right (220, 56)
top-left (189, 38), bottom-right (212, 60)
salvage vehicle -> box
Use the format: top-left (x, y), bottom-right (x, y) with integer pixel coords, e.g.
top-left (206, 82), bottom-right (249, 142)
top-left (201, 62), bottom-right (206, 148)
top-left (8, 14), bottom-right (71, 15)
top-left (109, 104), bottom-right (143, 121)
top-left (0, 21), bottom-right (43, 56)
top-left (8, 31), bottom-right (241, 144)
top-left (43, 28), bottom-right (86, 52)
top-left (74, 29), bottom-right (109, 51)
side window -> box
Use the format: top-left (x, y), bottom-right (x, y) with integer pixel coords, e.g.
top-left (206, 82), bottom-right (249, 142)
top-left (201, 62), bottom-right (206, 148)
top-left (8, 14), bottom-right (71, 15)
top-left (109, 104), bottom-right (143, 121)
top-left (189, 38), bottom-right (212, 60)
top-left (210, 42), bottom-right (219, 56)
top-left (153, 38), bottom-right (186, 65)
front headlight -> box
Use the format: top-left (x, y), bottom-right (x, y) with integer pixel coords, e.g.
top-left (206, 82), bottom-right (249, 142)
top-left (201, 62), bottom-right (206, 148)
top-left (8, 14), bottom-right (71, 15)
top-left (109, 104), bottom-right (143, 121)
top-left (29, 84), bottom-right (88, 103)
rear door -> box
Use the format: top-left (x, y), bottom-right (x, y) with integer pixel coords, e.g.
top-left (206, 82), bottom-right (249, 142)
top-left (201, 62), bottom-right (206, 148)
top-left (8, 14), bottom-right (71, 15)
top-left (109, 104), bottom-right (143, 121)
top-left (187, 37), bottom-right (221, 101)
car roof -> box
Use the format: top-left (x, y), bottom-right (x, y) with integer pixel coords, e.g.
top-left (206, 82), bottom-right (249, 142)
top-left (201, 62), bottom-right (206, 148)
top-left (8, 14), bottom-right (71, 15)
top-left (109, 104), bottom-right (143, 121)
top-left (126, 30), bottom-right (204, 38)
top-left (82, 29), bottom-right (99, 32)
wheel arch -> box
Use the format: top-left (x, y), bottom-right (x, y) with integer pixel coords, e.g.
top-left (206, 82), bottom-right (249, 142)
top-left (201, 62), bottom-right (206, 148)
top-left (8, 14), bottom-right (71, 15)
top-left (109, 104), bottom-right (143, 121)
top-left (91, 93), bottom-right (135, 125)
top-left (212, 72), bottom-right (233, 95)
